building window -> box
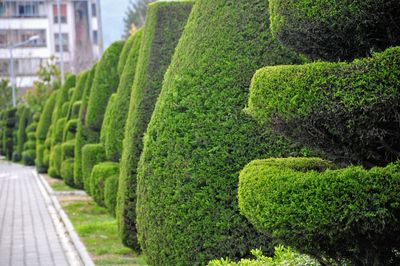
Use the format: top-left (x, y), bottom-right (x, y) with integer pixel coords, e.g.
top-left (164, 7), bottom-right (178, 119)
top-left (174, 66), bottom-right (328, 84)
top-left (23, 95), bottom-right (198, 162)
top-left (0, 60), bottom-right (9, 76)
top-left (93, 30), bottom-right (98, 44)
top-left (18, 3), bottom-right (38, 17)
top-left (53, 4), bottom-right (67, 23)
top-left (54, 33), bottom-right (69, 52)
top-left (91, 3), bottom-right (96, 17)
top-left (0, 30), bottom-right (46, 47)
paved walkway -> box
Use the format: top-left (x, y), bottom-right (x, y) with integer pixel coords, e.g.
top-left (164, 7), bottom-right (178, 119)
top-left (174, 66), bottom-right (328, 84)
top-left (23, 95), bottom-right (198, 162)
top-left (0, 160), bottom-right (72, 266)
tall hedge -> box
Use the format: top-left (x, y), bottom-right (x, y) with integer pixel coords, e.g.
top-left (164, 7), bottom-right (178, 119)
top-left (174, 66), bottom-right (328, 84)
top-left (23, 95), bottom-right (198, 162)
top-left (65, 71), bottom-right (89, 124)
top-left (36, 91), bottom-right (58, 172)
top-left (134, 1), bottom-right (307, 264)
top-left (22, 112), bottom-right (39, 165)
top-left (269, 0), bottom-right (400, 61)
top-left (239, 158), bottom-right (400, 265)
top-left (86, 41), bottom-right (124, 133)
top-left (100, 93), bottom-right (117, 145)
top-left (104, 30), bottom-right (142, 162)
top-left (246, 47), bottom-right (400, 167)
top-left (116, 1), bottom-right (193, 251)
top-left (0, 111), bottom-right (4, 156)
top-left (74, 64), bottom-right (97, 188)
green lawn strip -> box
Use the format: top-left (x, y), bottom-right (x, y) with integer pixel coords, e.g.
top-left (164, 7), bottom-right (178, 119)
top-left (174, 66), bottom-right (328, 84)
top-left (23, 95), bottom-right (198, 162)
top-left (60, 196), bottom-right (147, 265)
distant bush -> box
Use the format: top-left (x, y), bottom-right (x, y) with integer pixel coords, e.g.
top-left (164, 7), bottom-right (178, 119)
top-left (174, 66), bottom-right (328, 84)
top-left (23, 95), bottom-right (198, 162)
top-left (36, 91), bottom-right (58, 171)
top-left (61, 158), bottom-right (74, 186)
top-left (269, 0), bottom-right (400, 61)
top-left (48, 144), bottom-right (62, 178)
top-left (90, 162), bottom-right (119, 206)
top-left (117, 1), bottom-right (193, 251)
top-left (81, 143), bottom-right (105, 192)
top-left (16, 107), bottom-right (31, 162)
top-left (247, 47), bottom-right (400, 167)
top-left (2, 108), bottom-right (17, 160)
top-left (105, 175), bottom-right (119, 216)
top-left (74, 64), bottom-right (97, 188)
top-left (239, 157), bottom-right (400, 265)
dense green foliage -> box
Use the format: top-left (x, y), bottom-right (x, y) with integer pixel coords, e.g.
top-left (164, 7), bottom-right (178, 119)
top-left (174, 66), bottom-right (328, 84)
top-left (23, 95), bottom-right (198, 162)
top-left (90, 162), bottom-right (119, 207)
top-left (22, 113), bottom-right (39, 165)
top-left (105, 30), bottom-right (142, 162)
top-left (247, 47), bottom-right (400, 167)
top-left (74, 65), bottom-right (97, 188)
top-left (105, 175), bottom-right (119, 216)
top-left (208, 247), bottom-right (319, 266)
top-left (36, 91), bottom-right (58, 172)
top-left (100, 94), bottom-right (117, 145)
top-left (48, 144), bottom-right (62, 178)
top-left (269, 0), bottom-right (400, 61)
top-left (134, 0), bottom-right (306, 264)
top-left (117, 1), bottom-right (193, 251)
top-left (239, 157), bottom-right (400, 265)
top-left (86, 41), bottom-right (124, 132)
top-left (81, 144), bottom-right (105, 192)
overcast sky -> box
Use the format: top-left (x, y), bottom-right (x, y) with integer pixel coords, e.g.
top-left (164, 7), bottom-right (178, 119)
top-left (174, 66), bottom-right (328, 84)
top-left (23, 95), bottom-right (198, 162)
top-left (101, 0), bottom-right (131, 48)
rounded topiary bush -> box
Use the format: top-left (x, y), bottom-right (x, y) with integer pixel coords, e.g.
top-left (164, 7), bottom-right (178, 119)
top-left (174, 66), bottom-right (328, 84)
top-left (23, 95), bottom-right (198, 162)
top-left (247, 47), bottom-right (400, 167)
top-left (117, 1), bottom-right (193, 251)
top-left (16, 107), bottom-right (31, 162)
top-left (104, 30), bottom-right (142, 162)
top-left (2, 108), bottom-right (17, 160)
top-left (81, 143), bottom-right (105, 192)
top-left (100, 93), bottom-right (117, 145)
top-left (269, 0), bottom-right (400, 61)
top-left (239, 157), bottom-right (400, 265)
top-left (104, 175), bottom-right (119, 216)
top-left (134, 0), bottom-right (306, 264)
top-left (48, 144), bottom-right (62, 178)
top-left (90, 162), bottom-right (119, 206)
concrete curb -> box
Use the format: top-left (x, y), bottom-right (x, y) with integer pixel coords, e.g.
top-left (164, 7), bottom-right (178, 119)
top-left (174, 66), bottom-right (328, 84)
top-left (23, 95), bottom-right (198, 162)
top-left (34, 170), bottom-right (95, 266)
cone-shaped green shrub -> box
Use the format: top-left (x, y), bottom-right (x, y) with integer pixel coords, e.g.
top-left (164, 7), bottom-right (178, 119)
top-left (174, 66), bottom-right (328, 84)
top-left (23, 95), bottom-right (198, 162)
top-left (65, 72), bottom-right (88, 123)
top-left (12, 106), bottom-right (25, 161)
top-left (269, 0), bottom-right (400, 61)
top-left (104, 31), bottom-right (142, 162)
top-left (2, 108), bottom-right (17, 160)
top-left (246, 47), bottom-right (400, 167)
top-left (22, 112), bottom-right (39, 165)
top-left (105, 175), bottom-right (119, 216)
top-left (86, 41), bottom-right (124, 132)
top-left (117, 1), bottom-right (193, 251)
top-left (36, 91), bottom-right (58, 172)
top-left (74, 65), bottom-right (97, 188)
top-left (117, 34), bottom-right (137, 76)
top-left (15, 107), bottom-right (31, 162)
top-left (61, 158), bottom-right (74, 186)
top-left (82, 143), bottom-right (105, 192)
top-left (239, 158), bottom-right (400, 265)
top-left (0, 111), bottom-right (5, 156)
top-left (135, 0), bottom-right (306, 264)
top-left (90, 162), bottom-right (119, 206)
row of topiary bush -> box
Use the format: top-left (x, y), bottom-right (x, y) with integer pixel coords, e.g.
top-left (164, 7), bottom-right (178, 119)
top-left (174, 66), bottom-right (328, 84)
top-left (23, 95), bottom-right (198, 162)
top-left (2, 0), bottom-right (400, 265)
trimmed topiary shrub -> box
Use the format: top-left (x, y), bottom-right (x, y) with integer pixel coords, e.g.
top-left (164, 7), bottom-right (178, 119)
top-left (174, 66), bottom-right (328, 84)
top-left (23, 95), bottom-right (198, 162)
top-left (48, 144), bottom-right (62, 178)
top-left (81, 143), bottom-right (105, 192)
top-left (36, 91), bottom-right (58, 171)
top-left (134, 1), bottom-right (306, 264)
top-left (3, 108), bottom-right (17, 160)
top-left (62, 140), bottom-right (75, 159)
top-left (16, 107), bottom-right (31, 162)
top-left (61, 158), bottom-right (75, 186)
top-left (117, 1), bottom-right (193, 251)
top-left (104, 30), bottom-right (142, 162)
top-left (104, 175), bottom-right (119, 216)
top-left (74, 64), bottom-right (98, 188)
top-left (63, 119), bottom-right (78, 142)
top-left (100, 93), bottom-right (117, 145)
top-left (86, 41), bottom-right (124, 132)
top-left (90, 162), bottom-right (119, 207)
top-left (269, 0), bottom-right (400, 61)
top-left (246, 47), bottom-right (400, 167)
top-left (239, 157), bottom-right (400, 265)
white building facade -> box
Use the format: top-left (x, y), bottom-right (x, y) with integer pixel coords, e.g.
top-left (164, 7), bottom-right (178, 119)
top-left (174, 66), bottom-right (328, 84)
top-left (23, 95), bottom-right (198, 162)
top-left (0, 0), bottom-right (103, 89)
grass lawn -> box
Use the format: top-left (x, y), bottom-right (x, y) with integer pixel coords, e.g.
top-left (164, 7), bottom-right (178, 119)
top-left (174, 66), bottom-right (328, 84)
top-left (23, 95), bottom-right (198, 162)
top-left (59, 195), bottom-right (148, 265)
top-left (43, 174), bottom-right (76, 192)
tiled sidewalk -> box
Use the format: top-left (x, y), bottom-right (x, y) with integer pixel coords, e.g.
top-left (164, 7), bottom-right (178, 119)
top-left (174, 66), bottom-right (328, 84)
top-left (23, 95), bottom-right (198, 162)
top-left (0, 160), bottom-right (70, 266)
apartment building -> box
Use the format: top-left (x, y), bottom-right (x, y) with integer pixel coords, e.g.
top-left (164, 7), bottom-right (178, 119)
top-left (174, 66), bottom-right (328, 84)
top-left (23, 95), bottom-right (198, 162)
top-left (0, 0), bottom-right (103, 89)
